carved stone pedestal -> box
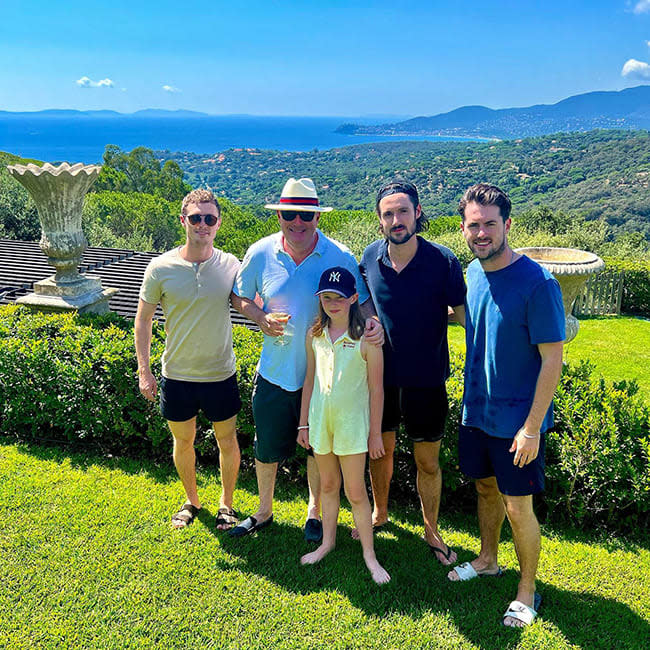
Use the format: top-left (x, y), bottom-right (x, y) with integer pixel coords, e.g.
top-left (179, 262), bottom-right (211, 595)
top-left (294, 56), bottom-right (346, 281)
top-left (6, 162), bottom-right (118, 314)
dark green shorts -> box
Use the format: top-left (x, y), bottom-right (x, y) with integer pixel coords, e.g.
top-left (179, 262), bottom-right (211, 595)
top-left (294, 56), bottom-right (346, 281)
top-left (252, 373), bottom-right (302, 463)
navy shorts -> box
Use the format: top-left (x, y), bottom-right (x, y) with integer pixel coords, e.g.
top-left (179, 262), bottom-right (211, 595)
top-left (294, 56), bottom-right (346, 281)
top-left (252, 374), bottom-right (303, 464)
top-left (160, 374), bottom-right (241, 423)
top-left (458, 425), bottom-right (546, 496)
top-left (382, 384), bottom-right (448, 443)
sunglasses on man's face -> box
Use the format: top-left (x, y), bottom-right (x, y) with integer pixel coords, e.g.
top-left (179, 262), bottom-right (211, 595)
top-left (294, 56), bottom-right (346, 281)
top-left (280, 210), bottom-right (317, 222)
top-left (186, 213), bottom-right (219, 226)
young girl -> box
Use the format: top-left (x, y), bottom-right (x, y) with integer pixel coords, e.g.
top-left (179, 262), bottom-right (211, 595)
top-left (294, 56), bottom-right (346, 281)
top-left (297, 266), bottom-right (390, 584)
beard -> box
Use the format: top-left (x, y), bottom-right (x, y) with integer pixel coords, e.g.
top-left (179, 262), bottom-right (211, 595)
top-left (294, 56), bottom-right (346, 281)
top-left (471, 235), bottom-right (506, 261)
top-left (385, 223), bottom-right (416, 245)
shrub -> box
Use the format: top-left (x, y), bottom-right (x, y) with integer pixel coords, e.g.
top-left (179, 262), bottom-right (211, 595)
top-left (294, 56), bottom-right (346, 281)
top-left (0, 306), bottom-right (260, 458)
top-left (549, 361), bottom-right (650, 529)
top-left (0, 306), bottom-right (647, 531)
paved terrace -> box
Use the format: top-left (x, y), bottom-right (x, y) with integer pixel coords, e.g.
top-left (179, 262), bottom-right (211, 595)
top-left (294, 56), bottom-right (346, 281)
top-left (0, 239), bottom-right (256, 328)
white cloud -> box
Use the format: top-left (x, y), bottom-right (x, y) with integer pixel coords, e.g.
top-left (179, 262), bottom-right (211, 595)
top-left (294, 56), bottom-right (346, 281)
top-left (647, 40), bottom-right (650, 47)
top-left (634, 1), bottom-right (650, 14)
top-left (76, 76), bottom-right (115, 88)
top-left (162, 85), bottom-right (181, 93)
top-left (622, 58), bottom-right (650, 78)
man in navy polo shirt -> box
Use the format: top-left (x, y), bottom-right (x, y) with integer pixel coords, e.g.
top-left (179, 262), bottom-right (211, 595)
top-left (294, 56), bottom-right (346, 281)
top-left (358, 180), bottom-right (465, 565)
top-left (448, 183), bottom-right (565, 628)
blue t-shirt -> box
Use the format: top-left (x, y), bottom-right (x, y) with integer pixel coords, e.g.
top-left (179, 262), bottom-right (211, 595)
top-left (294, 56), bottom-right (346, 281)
top-left (462, 255), bottom-right (565, 439)
top-left (360, 236), bottom-right (465, 387)
top-left (234, 230), bottom-right (369, 392)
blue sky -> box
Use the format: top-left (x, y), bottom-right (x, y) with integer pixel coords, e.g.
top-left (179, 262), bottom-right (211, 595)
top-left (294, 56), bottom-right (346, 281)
top-left (1, 0), bottom-right (649, 116)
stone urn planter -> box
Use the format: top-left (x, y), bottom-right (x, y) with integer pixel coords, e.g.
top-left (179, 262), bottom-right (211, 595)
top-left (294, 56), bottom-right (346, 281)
top-left (515, 247), bottom-right (604, 343)
top-left (6, 162), bottom-right (118, 314)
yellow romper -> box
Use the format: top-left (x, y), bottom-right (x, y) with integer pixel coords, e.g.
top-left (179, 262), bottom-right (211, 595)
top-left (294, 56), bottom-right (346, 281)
top-left (308, 328), bottom-right (369, 456)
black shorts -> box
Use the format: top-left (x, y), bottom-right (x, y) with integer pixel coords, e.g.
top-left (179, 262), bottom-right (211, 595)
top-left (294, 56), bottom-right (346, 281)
top-left (160, 374), bottom-right (241, 423)
top-left (458, 425), bottom-right (546, 496)
top-left (252, 373), bottom-right (303, 463)
top-left (382, 384), bottom-right (448, 443)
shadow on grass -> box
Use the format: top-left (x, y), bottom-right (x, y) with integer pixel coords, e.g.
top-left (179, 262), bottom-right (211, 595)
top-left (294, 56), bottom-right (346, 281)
top-left (207, 513), bottom-right (649, 649)
top-left (3, 438), bottom-right (649, 648)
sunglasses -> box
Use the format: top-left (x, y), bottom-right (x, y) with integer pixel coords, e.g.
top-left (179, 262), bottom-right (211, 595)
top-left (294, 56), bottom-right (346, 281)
top-left (186, 213), bottom-right (219, 226)
top-left (280, 210), bottom-right (317, 222)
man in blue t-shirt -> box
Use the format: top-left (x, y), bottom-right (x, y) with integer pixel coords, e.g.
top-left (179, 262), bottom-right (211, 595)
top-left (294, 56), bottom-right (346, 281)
top-left (448, 183), bottom-right (565, 629)
top-left (358, 180), bottom-right (466, 566)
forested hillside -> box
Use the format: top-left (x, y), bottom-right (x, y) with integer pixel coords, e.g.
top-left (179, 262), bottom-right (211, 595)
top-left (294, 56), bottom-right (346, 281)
top-left (164, 130), bottom-right (650, 237)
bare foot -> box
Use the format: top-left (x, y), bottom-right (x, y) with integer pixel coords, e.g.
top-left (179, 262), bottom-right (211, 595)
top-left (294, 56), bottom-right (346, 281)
top-left (300, 543), bottom-right (335, 565)
top-left (365, 557), bottom-right (391, 584)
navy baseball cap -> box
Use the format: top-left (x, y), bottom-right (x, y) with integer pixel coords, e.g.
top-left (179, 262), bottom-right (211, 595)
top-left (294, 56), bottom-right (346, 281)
top-left (315, 266), bottom-right (357, 298)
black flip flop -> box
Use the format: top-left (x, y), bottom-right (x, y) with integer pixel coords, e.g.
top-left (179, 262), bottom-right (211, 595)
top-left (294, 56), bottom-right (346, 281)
top-left (228, 514), bottom-right (274, 538)
top-left (427, 542), bottom-right (456, 565)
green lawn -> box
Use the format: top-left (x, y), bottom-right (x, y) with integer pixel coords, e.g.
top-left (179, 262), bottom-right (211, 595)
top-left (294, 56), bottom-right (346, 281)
top-left (1, 442), bottom-right (648, 649)
top-left (448, 316), bottom-right (650, 394)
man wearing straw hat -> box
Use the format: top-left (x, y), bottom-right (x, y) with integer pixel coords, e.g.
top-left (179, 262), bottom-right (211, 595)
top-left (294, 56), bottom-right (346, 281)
top-left (230, 178), bottom-right (383, 540)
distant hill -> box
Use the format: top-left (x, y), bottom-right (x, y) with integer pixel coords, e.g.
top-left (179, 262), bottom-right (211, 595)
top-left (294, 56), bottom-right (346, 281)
top-left (337, 86), bottom-right (650, 139)
top-left (0, 109), bottom-right (209, 119)
top-left (164, 129), bottom-right (650, 238)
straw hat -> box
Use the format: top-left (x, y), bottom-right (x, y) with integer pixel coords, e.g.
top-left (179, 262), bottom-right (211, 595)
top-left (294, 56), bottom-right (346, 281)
top-left (265, 177), bottom-right (332, 212)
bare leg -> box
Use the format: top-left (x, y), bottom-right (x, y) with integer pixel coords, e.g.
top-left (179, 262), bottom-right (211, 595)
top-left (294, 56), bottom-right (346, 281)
top-left (448, 476), bottom-right (504, 580)
top-left (306, 454), bottom-right (321, 521)
top-left (168, 418), bottom-right (200, 516)
top-left (351, 430), bottom-right (395, 539)
top-left (414, 440), bottom-right (456, 565)
top-left (502, 494), bottom-right (540, 628)
top-left (212, 416), bottom-right (240, 527)
top-left (252, 459), bottom-right (278, 522)
top-left (301, 453), bottom-right (340, 565)
top-left (340, 453), bottom-right (390, 584)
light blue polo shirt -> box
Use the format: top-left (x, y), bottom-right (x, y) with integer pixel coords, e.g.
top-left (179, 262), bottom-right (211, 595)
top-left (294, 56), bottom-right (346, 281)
top-left (234, 230), bottom-right (369, 391)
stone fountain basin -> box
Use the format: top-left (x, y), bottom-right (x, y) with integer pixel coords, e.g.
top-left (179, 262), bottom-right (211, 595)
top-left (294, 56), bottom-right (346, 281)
top-left (515, 247), bottom-right (604, 275)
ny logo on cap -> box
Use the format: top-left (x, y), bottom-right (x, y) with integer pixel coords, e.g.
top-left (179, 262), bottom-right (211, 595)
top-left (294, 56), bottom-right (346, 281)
top-left (329, 271), bottom-right (341, 283)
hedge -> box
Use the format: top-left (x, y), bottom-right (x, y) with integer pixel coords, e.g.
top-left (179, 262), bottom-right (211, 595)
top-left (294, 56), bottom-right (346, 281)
top-left (603, 257), bottom-right (650, 317)
top-left (0, 306), bottom-right (648, 532)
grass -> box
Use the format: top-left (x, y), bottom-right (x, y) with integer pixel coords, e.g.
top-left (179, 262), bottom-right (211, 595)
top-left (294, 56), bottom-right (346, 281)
top-left (2, 442), bottom-right (649, 649)
top-left (448, 315), bottom-right (650, 394)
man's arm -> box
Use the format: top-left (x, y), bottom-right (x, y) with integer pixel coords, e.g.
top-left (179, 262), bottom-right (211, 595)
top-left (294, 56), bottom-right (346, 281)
top-left (510, 340), bottom-right (564, 467)
top-left (359, 297), bottom-right (384, 347)
top-left (230, 292), bottom-right (285, 337)
top-left (134, 298), bottom-right (159, 401)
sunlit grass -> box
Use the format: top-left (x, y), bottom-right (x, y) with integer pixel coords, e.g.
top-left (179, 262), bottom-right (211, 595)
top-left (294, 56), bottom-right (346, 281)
top-left (448, 316), bottom-right (650, 395)
top-left (1, 442), bottom-right (648, 649)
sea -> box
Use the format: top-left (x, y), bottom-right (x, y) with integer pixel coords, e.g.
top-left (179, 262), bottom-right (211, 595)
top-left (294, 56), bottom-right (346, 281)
top-left (0, 114), bottom-right (477, 164)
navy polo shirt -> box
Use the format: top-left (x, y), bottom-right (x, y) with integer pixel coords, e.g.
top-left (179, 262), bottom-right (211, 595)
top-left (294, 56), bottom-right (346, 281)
top-left (360, 236), bottom-right (466, 388)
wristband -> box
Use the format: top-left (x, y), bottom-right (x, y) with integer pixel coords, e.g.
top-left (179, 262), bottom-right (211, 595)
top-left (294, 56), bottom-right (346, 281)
top-left (523, 432), bottom-right (540, 439)
top-left (297, 425), bottom-right (309, 430)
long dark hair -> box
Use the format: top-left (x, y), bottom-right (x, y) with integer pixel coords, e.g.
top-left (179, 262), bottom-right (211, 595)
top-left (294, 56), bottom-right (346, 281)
top-left (312, 298), bottom-right (365, 340)
top-left (375, 179), bottom-right (430, 233)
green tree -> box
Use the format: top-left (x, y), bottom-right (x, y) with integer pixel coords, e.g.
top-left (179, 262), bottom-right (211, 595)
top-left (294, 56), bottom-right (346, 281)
top-left (83, 191), bottom-right (183, 252)
top-left (94, 145), bottom-right (191, 201)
